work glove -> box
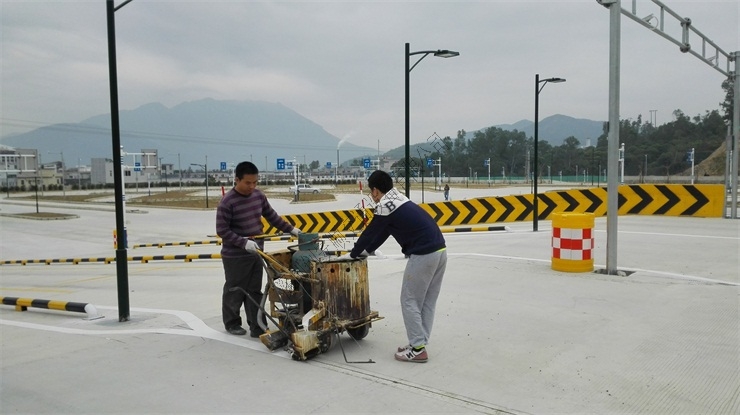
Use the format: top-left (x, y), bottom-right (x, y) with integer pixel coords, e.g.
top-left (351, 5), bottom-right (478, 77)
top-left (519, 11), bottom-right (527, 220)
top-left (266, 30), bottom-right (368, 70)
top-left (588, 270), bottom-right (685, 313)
top-left (360, 249), bottom-right (384, 259)
top-left (290, 228), bottom-right (302, 236)
top-left (244, 240), bottom-right (259, 253)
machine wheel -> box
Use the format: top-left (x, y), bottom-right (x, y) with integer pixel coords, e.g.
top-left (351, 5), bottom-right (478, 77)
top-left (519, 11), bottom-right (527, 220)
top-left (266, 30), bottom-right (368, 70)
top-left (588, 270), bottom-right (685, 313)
top-left (347, 324), bottom-right (369, 340)
top-left (318, 332), bottom-right (332, 353)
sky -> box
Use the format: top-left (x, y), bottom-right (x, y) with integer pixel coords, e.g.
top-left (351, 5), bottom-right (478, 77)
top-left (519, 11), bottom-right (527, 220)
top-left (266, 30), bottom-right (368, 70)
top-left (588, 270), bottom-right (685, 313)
top-left (1, 0), bottom-right (737, 153)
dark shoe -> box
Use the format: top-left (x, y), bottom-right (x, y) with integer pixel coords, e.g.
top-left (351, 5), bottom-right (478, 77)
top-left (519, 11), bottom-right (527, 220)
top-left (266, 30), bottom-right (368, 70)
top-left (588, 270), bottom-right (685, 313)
top-left (227, 326), bottom-right (247, 335)
top-left (250, 328), bottom-right (265, 338)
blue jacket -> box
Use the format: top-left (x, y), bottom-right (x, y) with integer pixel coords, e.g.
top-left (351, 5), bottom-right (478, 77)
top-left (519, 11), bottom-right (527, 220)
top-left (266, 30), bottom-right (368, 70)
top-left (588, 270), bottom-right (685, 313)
top-left (350, 188), bottom-right (445, 257)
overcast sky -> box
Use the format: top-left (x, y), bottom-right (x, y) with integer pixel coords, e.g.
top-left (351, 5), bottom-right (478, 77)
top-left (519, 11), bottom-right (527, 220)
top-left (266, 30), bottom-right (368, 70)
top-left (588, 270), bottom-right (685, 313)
top-left (1, 0), bottom-right (737, 152)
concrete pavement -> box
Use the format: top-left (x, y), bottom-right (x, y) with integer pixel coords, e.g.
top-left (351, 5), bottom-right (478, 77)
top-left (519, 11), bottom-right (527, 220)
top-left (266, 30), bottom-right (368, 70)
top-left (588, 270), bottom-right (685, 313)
top-left (1, 190), bottom-right (738, 414)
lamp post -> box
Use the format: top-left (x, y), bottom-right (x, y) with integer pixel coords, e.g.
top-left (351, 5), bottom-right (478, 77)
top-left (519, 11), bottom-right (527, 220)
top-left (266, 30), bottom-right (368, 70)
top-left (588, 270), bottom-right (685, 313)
top-left (533, 74), bottom-right (565, 232)
top-left (405, 43), bottom-right (459, 199)
top-left (106, 0), bottom-right (134, 321)
top-left (191, 156), bottom-right (208, 208)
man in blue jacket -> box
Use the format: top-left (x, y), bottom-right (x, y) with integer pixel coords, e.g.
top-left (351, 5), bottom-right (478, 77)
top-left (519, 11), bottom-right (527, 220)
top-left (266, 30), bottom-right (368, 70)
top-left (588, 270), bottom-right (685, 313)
top-left (343, 170), bottom-right (447, 363)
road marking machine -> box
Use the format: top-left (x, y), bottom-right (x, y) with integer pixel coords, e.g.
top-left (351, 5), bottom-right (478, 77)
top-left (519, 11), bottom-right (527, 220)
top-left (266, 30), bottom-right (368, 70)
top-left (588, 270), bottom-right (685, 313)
top-left (231, 233), bottom-right (382, 362)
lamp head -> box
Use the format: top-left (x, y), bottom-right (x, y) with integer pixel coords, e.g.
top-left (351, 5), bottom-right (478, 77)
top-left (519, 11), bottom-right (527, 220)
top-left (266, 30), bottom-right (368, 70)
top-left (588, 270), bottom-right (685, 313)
top-left (434, 50), bottom-right (460, 58)
top-left (547, 77), bottom-right (566, 83)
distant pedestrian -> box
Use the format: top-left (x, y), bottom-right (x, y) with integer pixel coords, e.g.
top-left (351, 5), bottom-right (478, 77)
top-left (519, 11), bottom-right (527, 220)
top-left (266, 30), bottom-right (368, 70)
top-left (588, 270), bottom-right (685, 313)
top-left (444, 184), bottom-right (450, 201)
top-left (216, 161), bottom-right (302, 337)
top-left (340, 170), bottom-right (447, 363)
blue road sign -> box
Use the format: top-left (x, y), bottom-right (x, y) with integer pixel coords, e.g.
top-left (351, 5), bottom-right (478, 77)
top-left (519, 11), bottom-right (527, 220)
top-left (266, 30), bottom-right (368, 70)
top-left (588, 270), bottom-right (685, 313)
top-left (427, 158), bottom-right (433, 168)
top-left (277, 158), bottom-right (285, 170)
top-left (134, 162), bottom-right (141, 172)
top-left (326, 162), bottom-right (332, 169)
top-left (220, 162), bottom-right (227, 171)
top-left (363, 158), bottom-right (371, 169)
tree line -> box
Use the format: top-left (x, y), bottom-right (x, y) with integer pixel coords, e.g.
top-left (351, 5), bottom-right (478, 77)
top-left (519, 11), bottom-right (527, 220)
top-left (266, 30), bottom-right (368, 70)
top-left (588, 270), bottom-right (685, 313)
top-left (389, 108), bottom-right (727, 180)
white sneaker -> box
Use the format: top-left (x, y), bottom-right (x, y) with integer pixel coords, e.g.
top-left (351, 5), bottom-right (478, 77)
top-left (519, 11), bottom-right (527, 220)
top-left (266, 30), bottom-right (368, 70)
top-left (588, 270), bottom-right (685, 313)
top-left (394, 347), bottom-right (428, 363)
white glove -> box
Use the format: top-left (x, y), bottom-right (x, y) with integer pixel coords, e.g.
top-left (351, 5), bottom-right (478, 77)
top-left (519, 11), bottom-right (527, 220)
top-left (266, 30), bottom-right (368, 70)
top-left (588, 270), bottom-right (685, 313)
top-left (290, 228), bottom-right (302, 236)
top-left (360, 249), bottom-right (384, 259)
top-left (335, 253), bottom-right (354, 261)
top-left (244, 240), bottom-right (259, 253)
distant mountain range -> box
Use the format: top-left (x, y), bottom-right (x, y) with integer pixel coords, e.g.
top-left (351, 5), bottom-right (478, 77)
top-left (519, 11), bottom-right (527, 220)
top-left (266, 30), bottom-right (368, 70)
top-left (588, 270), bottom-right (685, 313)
top-left (0, 98), bottom-right (605, 169)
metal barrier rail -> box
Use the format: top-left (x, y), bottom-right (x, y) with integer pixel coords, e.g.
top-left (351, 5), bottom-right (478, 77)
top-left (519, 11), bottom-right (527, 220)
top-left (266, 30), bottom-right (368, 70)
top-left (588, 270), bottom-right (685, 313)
top-left (0, 227), bottom-right (505, 266)
top-left (133, 240), bottom-right (223, 249)
top-left (132, 231), bottom-right (365, 249)
top-left (0, 253), bottom-right (222, 266)
top-left (1, 296), bottom-right (103, 320)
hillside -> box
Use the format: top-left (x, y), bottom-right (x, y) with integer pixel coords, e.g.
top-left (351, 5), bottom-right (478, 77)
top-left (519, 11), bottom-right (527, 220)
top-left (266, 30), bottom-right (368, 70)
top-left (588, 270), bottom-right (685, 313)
top-left (0, 98), bottom-right (376, 169)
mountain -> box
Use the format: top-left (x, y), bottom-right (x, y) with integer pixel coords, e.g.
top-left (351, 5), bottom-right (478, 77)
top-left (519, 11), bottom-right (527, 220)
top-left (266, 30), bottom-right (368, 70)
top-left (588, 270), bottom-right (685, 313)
top-left (383, 114), bottom-right (606, 160)
top-left (1, 101), bottom-right (605, 171)
top-left (0, 98), bottom-right (376, 170)
top-left (481, 114), bottom-right (605, 146)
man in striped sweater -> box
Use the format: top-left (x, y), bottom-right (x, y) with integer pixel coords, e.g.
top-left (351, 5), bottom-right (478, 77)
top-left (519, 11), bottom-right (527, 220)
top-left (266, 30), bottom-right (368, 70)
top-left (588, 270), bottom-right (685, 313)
top-left (216, 161), bottom-right (301, 337)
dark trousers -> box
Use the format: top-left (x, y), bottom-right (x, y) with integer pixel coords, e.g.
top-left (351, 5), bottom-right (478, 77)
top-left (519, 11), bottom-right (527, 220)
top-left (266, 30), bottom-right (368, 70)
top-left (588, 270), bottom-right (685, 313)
top-left (222, 254), bottom-right (266, 331)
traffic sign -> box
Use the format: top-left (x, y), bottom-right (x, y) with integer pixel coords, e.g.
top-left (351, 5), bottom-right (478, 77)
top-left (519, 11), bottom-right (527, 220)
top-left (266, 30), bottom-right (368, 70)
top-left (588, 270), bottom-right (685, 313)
top-left (326, 162), bottom-right (332, 169)
top-left (220, 162), bottom-right (227, 171)
top-left (363, 158), bottom-right (371, 169)
top-left (277, 158), bottom-right (285, 170)
top-left (134, 162), bottom-right (141, 172)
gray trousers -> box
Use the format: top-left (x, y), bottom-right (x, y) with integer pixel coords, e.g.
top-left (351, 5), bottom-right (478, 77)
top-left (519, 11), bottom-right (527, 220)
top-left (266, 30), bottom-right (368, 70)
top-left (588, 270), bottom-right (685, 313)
top-left (401, 249), bottom-right (447, 348)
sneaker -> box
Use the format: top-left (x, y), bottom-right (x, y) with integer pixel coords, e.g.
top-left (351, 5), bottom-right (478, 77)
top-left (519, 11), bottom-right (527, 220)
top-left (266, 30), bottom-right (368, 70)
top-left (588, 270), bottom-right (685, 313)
top-left (394, 347), bottom-right (428, 363)
top-left (397, 344), bottom-right (412, 352)
top-left (227, 326), bottom-right (247, 335)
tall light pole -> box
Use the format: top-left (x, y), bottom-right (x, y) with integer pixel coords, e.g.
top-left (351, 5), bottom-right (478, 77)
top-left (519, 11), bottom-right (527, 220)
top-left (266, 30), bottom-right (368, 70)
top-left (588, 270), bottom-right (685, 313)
top-left (107, 0), bottom-right (134, 322)
top-left (405, 43), bottom-right (459, 199)
top-left (533, 74), bottom-right (565, 232)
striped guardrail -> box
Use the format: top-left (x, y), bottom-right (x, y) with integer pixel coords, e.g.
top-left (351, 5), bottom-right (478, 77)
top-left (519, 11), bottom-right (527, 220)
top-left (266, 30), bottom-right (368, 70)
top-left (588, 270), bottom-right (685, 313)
top-left (133, 239), bottom-right (223, 249)
top-left (0, 226), bottom-right (507, 266)
top-left (1, 253), bottom-right (222, 266)
top-left (1, 296), bottom-right (103, 320)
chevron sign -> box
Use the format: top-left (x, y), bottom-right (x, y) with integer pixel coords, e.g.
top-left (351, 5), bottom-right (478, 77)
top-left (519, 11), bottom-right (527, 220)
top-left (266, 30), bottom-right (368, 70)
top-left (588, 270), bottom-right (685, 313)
top-left (260, 184), bottom-right (724, 234)
top-left (261, 208), bottom-right (370, 235)
top-left (418, 184), bottom-right (724, 226)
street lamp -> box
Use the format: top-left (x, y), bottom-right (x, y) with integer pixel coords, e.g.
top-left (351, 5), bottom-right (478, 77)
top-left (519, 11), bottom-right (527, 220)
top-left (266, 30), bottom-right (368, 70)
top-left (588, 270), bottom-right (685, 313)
top-left (191, 157), bottom-right (208, 208)
top-left (106, 0), bottom-right (134, 321)
top-left (533, 74), bottom-right (565, 232)
top-left (405, 43), bottom-right (459, 198)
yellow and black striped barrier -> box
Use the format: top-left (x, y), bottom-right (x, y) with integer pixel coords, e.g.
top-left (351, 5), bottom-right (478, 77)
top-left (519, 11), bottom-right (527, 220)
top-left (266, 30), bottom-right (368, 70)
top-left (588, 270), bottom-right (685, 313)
top-left (133, 240), bottom-right (223, 249)
top-left (1, 296), bottom-right (103, 320)
top-left (0, 226), bottom-right (507, 266)
top-left (0, 253), bottom-right (222, 266)
top-left (132, 232), bottom-right (366, 250)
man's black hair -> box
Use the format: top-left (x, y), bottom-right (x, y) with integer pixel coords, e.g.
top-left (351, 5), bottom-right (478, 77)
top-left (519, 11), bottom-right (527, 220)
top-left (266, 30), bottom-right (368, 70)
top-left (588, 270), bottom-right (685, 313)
top-left (235, 161), bottom-right (259, 178)
top-left (367, 170), bottom-right (393, 193)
